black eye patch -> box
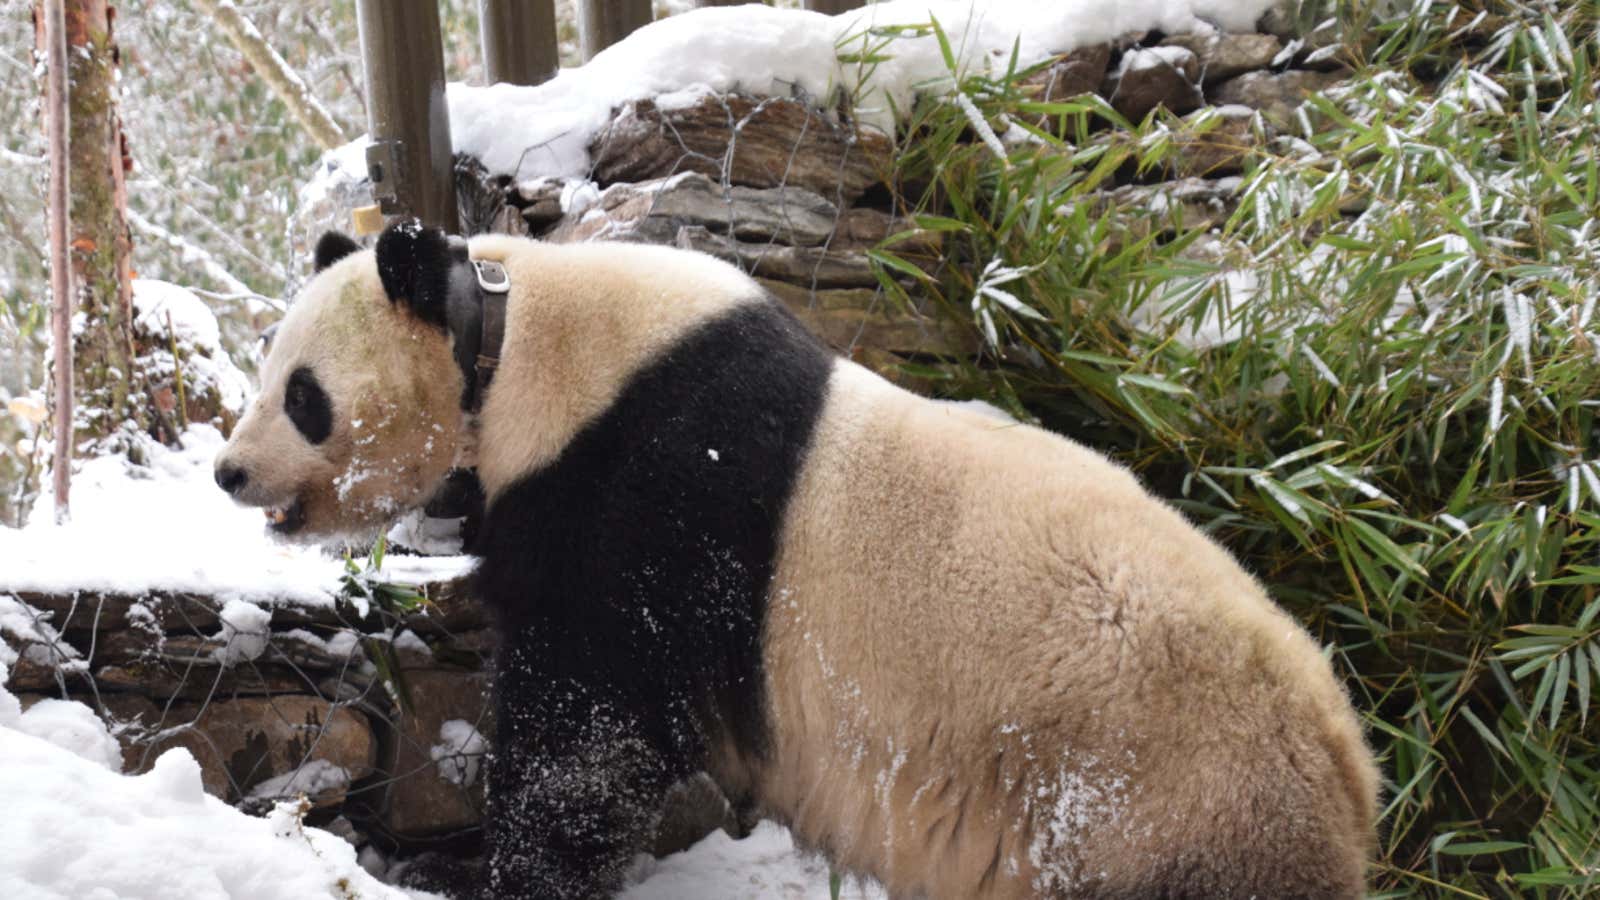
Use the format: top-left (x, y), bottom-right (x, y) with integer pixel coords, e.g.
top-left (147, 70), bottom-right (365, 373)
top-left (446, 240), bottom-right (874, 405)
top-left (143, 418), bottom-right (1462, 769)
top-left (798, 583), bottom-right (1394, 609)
top-left (285, 366), bottom-right (333, 445)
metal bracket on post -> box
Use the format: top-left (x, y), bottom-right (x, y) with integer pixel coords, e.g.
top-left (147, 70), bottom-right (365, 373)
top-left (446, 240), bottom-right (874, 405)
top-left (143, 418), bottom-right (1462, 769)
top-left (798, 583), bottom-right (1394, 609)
top-left (356, 0), bottom-right (456, 231)
top-left (365, 140), bottom-right (406, 215)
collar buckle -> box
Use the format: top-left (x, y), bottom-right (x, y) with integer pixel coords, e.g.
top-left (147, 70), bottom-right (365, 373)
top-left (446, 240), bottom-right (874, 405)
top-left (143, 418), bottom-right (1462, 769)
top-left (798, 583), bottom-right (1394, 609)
top-left (474, 259), bottom-right (510, 294)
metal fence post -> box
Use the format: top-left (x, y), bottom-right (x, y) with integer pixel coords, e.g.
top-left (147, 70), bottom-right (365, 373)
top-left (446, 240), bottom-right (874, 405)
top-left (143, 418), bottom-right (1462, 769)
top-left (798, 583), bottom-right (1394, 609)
top-left (577, 0), bottom-right (652, 62)
top-left (479, 0), bottom-right (559, 87)
top-left (356, 0), bottom-right (458, 231)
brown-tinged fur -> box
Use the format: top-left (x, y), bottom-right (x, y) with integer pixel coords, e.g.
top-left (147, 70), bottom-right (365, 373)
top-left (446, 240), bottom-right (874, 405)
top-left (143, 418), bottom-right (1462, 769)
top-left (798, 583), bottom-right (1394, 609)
top-left (216, 254), bottom-right (464, 540)
top-left (465, 235), bottom-right (761, 501)
top-left (461, 237), bottom-right (1377, 896)
top-left (753, 364), bottom-right (1377, 899)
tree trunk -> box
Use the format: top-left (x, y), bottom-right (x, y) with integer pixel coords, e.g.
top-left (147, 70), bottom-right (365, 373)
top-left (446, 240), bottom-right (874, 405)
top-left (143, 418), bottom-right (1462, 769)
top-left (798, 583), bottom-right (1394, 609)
top-left (42, 0), bottom-right (72, 520)
top-left (36, 0), bottom-right (144, 453)
top-left (191, 0), bottom-right (345, 152)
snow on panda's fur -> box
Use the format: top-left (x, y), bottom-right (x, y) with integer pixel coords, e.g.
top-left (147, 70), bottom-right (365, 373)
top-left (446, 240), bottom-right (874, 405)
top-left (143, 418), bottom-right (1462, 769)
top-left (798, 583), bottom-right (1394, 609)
top-left (216, 221), bottom-right (1378, 899)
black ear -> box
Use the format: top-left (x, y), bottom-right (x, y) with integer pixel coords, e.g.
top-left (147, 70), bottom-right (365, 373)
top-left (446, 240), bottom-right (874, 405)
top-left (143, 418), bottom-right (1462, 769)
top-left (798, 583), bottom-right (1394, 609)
top-left (314, 231), bottom-right (361, 272)
top-left (375, 218), bottom-right (452, 329)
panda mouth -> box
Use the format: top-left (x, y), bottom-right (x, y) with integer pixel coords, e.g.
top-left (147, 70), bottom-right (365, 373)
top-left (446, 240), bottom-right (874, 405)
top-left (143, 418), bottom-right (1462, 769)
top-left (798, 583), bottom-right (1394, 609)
top-left (264, 497), bottom-right (306, 535)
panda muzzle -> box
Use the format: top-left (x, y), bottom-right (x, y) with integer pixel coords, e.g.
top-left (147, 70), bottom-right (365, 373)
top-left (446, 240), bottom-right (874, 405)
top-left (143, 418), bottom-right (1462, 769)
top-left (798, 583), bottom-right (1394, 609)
top-left (264, 497), bottom-right (307, 536)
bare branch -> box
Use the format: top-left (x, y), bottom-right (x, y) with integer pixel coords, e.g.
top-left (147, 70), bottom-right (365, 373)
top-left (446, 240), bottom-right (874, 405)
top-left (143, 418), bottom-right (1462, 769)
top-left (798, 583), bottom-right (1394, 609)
top-left (127, 208), bottom-right (255, 298)
top-left (190, 0), bottom-right (347, 152)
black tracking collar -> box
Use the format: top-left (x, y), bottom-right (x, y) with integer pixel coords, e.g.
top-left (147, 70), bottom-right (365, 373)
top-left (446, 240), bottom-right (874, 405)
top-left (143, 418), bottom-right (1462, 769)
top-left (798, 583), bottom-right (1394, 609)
top-left (443, 238), bottom-right (510, 414)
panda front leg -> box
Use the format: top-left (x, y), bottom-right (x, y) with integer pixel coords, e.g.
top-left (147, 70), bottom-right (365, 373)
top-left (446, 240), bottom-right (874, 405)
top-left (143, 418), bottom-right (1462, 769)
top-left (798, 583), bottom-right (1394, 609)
top-left (484, 674), bottom-right (677, 900)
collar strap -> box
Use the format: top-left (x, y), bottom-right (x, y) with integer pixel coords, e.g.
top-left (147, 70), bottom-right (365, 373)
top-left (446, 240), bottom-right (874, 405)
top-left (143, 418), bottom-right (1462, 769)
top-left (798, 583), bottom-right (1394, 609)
top-left (445, 240), bottom-right (511, 414)
top-left (473, 258), bottom-right (510, 410)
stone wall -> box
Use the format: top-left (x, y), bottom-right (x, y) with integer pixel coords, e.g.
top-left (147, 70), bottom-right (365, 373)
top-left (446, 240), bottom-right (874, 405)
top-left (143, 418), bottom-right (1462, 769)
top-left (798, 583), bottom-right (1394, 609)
top-left (472, 15), bottom-right (1348, 383)
top-left (3, 583), bottom-right (494, 858)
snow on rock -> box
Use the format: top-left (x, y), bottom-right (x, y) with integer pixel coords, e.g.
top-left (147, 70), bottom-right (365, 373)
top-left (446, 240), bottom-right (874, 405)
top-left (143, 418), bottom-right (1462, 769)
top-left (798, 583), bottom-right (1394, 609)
top-left (430, 719), bottom-right (487, 788)
top-left (0, 649), bottom-right (121, 772)
top-left (1118, 44), bottom-right (1199, 74)
top-left (622, 821), bottom-right (886, 900)
top-left (0, 424), bottom-right (475, 606)
top-left (134, 279), bottom-right (225, 357)
top-left (298, 136), bottom-right (372, 213)
top-left (0, 593), bottom-right (83, 672)
top-left (0, 721), bottom-right (438, 900)
top-left (133, 279), bottom-right (253, 416)
top-left (0, 664), bottom-right (17, 727)
top-left (312, 0), bottom-right (1278, 191)
top-left (9, 697), bottom-right (124, 772)
top-left (0, 657), bottom-right (864, 900)
top-left (211, 598), bottom-right (274, 666)
top-left (246, 759), bottom-right (352, 804)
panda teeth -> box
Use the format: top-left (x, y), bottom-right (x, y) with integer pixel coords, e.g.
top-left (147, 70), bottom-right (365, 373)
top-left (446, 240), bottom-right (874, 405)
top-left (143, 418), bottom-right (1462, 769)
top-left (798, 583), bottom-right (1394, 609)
top-left (265, 507), bottom-right (287, 524)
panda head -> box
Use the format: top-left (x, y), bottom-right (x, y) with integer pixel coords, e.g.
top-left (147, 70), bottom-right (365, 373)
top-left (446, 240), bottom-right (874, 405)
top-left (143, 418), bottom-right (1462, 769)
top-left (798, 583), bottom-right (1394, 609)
top-left (213, 222), bottom-right (466, 542)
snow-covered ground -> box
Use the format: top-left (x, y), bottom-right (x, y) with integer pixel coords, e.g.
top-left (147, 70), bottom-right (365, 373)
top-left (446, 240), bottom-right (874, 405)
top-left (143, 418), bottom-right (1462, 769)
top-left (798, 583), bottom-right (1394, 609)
top-left (0, 658), bottom-right (441, 900)
top-left (0, 658), bottom-right (878, 900)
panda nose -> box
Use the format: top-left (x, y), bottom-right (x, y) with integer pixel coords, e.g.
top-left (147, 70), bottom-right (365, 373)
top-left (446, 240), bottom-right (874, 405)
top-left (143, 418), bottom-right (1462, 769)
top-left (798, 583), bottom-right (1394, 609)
top-left (215, 463), bottom-right (249, 496)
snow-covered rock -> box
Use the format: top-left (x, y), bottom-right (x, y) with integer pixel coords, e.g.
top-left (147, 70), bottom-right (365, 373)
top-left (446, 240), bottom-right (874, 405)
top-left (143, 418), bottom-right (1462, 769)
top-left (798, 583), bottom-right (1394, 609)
top-left (10, 696), bottom-right (123, 772)
top-left (211, 598), bottom-right (274, 666)
top-left (309, 0), bottom-right (1280, 194)
top-left (132, 279), bottom-right (255, 443)
top-left (0, 723), bottom-right (435, 900)
top-left (430, 718), bottom-right (487, 787)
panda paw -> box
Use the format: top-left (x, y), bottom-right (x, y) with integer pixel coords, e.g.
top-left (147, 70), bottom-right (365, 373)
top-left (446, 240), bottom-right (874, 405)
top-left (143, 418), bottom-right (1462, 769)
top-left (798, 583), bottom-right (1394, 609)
top-left (388, 851), bottom-right (484, 897)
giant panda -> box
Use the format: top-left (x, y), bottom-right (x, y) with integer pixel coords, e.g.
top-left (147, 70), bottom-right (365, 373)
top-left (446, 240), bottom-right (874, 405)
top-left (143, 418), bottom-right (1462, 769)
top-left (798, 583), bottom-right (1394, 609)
top-left (214, 220), bottom-right (1378, 899)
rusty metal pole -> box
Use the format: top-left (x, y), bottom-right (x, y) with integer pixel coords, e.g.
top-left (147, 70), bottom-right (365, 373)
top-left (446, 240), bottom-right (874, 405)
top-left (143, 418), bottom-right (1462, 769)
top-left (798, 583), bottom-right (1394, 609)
top-left (577, 0), bottom-right (651, 63)
top-left (804, 0), bottom-right (864, 13)
top-left (356, 0), bottom-right (457, 231)
top-left (479, 0), bottom-right (559, 86)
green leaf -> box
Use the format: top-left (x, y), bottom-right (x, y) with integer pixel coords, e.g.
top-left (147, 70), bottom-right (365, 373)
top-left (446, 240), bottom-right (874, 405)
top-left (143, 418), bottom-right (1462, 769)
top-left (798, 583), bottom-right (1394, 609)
top-left (1457, 706), bottom-right (1508, 759)
top-left (1437, 840), bottom-right (1528, 856)
top-left (1346, 515), bottom-right (1429, 580)
top-left (1265, 440), bottom-right (1346, 472)
top-left (866, 249), bottom-right (933, 283)
top-left (1549, 652), bottom-right (1570, 730)
top-left (1118, 372), bottom-right (1192, 395)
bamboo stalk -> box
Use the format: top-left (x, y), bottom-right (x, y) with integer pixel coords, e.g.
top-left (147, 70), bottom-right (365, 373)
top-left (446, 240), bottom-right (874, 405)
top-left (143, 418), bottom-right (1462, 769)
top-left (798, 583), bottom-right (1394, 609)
top-left (42, 0), bottom-right (72, 522)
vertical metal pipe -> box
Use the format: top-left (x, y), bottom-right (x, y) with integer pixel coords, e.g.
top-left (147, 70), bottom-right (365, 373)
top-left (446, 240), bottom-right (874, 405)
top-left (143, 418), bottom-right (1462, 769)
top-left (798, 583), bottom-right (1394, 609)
top-left (479, 0), bottom-right (559, 86)
top-left (577, 0), bottom-right (652, 62)
top-left (803, 0), bottom-right (864, 13)
top-left (356, 0), bottom-right (458, 231)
